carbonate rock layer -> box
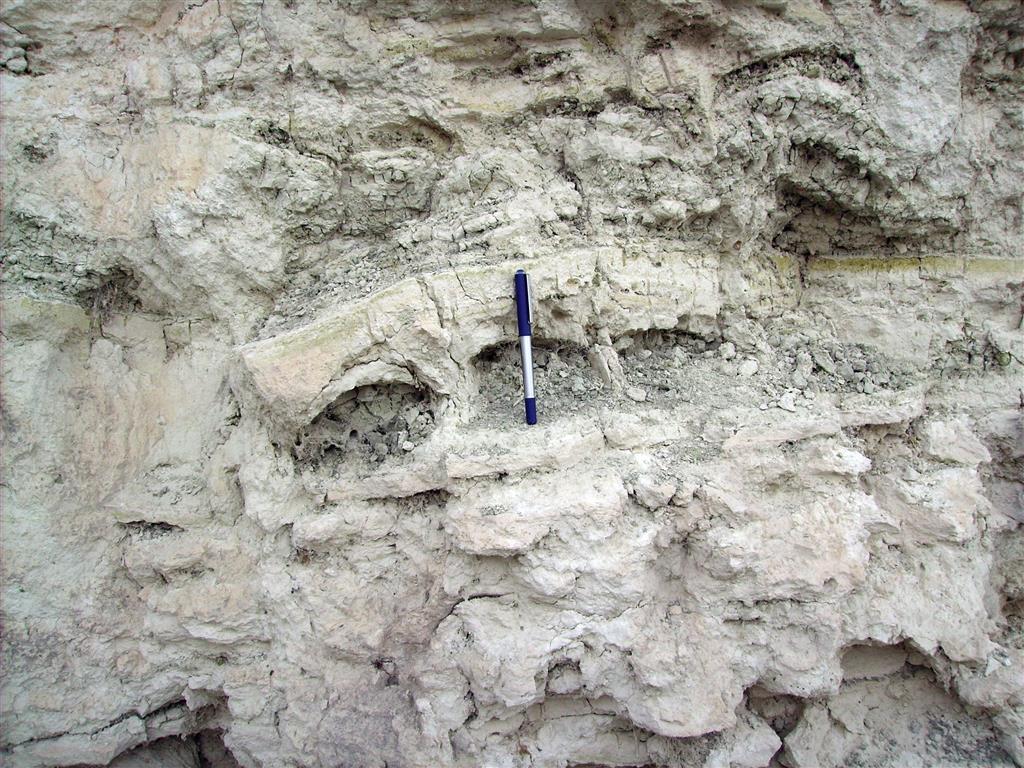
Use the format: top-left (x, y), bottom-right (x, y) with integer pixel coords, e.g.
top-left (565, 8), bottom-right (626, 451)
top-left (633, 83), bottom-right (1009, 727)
top-left (2, 0), bottom-right (1023, 766)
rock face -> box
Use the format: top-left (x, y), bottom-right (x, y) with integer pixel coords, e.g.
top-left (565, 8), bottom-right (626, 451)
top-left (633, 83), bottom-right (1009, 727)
top-left (2, 1), bottom-right (1023, 766)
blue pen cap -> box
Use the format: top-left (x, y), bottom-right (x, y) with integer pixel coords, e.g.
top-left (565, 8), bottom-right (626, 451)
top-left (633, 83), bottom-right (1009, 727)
top-left (514, 269), bottom-right (532, 336)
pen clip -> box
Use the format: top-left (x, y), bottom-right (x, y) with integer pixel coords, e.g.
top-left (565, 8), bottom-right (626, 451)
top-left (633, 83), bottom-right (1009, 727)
top-left (525, 273), bottom-right (532, 325)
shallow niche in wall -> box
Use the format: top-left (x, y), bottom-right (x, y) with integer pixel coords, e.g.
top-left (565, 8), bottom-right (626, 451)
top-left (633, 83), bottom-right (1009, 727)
top-left (292, 381), bottom-right (440, 473)
top-left (469, 338), bottom-right (606, 423)
top-left (94, 729), bottom-right (240, 768)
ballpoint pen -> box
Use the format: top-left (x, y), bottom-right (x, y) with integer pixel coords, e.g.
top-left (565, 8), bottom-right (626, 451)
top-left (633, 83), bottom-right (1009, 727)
top-left (514, 269), bottom-right (537, 425)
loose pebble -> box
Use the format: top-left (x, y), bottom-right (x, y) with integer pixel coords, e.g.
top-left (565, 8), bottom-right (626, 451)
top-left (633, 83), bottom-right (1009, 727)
top-left (738, 359), bottom-right (758, 377)
top-left (626, 386), bottom-right (648, 402)
top-left (812, 349), bottom-right (837, 374)
top-left (777, 392), bottom-right (797, 412)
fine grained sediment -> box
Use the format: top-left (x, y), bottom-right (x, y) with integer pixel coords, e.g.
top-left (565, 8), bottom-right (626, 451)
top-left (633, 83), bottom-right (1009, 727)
top-left (2, 0), bottom-right (1023, 766)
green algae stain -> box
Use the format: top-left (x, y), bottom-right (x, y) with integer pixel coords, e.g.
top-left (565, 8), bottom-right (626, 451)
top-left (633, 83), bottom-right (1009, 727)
top-left (805, 255), bottom-right (1023, 277)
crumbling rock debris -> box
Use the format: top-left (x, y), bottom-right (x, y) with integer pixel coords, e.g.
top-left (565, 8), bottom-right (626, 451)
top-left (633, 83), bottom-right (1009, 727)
top-left (2, 0), bottom-right (1023, 767)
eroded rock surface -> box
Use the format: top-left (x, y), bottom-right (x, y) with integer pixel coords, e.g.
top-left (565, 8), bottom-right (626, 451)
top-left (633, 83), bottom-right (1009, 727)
top-left (2, 0), bottom-right (1023, 766)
